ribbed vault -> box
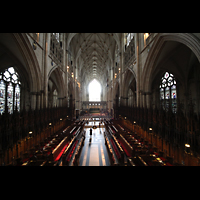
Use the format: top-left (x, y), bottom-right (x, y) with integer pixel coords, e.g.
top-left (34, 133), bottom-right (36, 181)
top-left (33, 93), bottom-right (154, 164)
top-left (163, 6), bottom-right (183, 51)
top-left (68, 33), bottom-right (119, 86)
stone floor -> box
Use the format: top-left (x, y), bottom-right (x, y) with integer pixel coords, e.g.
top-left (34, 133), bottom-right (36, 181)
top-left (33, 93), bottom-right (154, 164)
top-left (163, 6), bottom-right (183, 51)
top-left (79, 121), bottom-right (110, 166)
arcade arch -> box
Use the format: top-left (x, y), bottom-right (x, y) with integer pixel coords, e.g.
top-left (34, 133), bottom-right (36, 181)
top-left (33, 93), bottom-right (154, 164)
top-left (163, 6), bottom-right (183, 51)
top-left (48, 67), bottom-right (65, 107)
top-left (143, 35), bottom-right (200, 114)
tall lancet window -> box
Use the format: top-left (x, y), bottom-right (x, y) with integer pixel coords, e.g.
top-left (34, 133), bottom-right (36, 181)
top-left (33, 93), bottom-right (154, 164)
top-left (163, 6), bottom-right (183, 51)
top-left (160, 72), bottom-right (177, 113)
top-left (0, 67), bottom-right (21, 115)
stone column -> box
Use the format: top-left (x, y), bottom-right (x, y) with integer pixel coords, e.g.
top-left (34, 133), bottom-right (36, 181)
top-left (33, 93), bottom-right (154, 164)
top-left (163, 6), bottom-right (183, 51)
top-left (139, 90), bottom-right (143, 108)
top-left (62, 34), bottom-right (67, 107)
top-left (66, 54), bottom-right (70, 107)
top-left (146, 92), bottom-right (152, 108)
top-left (43, 33), bottom-right (51, 108)
top-left (111, 61), bottom-right (115, 112)
top-left (30, 92), bottom-right (37, 110)
top-left (40, 90), bottom-right (44, 109)
top-left (119, 34), bottom-right (124, 107)
top-left (73, 64), bottom-right (76, 117)
top-left (142, 92), bottom-right (146, 108)
top-left (36, 92), bottom-right (41, 110)
top-left (135, 33), bottom-right (140, 107)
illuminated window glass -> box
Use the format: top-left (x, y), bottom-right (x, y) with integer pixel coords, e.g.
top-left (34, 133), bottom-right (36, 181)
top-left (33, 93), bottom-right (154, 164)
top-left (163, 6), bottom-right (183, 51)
top-left (0, 80), bottom-right (5, 115)
top-left (7, 82), bottom-right (13, 114)
top-left (15, 84), bottom-right (20, 111)
top-left (160, 72), bottom-right (177, 113)
top-left (89, 79), bottom-right (101, 102)
top-left (0, 67), bottom-right (21, 114)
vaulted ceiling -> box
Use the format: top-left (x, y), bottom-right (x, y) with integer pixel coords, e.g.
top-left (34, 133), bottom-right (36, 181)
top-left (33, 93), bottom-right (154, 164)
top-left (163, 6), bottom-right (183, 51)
top-left (67, 33), bottom-right (121, 86)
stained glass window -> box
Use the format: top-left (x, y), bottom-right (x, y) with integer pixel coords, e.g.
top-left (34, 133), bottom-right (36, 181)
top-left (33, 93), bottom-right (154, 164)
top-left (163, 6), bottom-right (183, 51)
top-left (160, 72), bottom-right (177, 113)
top-left (15, 84), bottom-right (20, 111)
top-left (7, 82), bottom-right (13, 114)
top-left (0, 80), bottom-right (5, 115)
top-left (0, 67), bottom-right (21, 114)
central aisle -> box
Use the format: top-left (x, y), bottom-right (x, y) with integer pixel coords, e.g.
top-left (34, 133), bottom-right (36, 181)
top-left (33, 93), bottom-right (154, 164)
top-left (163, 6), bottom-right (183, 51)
top-left (79, 122), bottom-right (110, 166)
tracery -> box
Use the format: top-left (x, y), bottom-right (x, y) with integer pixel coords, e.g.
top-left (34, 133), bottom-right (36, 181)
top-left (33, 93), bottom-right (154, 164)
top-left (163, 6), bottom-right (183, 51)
top-left (160, 72), bottom-right (177, 113)
top-left (0, 67), bottom-right (21, 114)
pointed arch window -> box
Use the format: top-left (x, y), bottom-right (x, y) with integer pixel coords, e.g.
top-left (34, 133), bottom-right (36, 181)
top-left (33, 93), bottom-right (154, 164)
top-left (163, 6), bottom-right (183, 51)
top-left (160, 72), bottom-right (177, 113)
top-left (89, 79), bottom-right (101, 102)
top-left (0, 67), bottom-right (21, 115)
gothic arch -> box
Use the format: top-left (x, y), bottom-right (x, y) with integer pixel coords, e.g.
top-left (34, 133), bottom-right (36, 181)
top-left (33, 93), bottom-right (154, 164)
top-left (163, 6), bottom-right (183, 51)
top-left (142, 33), bottom-right (200, 93)
top-left (0, 33), bottom-right (42, 93)
top-left (48, 67), bottom-right (65, 98)
top-left (122, 67), bottom-right (136, 98)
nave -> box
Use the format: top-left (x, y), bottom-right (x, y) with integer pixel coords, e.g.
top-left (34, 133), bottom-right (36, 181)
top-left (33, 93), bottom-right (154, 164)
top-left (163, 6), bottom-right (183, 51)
top-left (2, 33), bottom-right (200, 166)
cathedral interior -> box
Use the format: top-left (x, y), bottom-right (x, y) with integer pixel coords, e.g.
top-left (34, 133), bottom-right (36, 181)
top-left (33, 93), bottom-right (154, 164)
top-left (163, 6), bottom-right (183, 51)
top-left (1, 33), bottom-right (200, 166)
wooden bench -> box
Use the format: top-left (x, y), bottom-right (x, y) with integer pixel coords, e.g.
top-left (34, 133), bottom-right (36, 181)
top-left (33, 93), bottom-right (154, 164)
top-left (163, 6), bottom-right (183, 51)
top-left (118, 134), bottom-right (133, 157)
top-left (104, 133), bottom-right (118, 166)
top-left (71, 135), bottom-right (85, 166)
top-left (52, 136), bottom-right (70, 162)
top-left (106, 125), bottom-right (125, 164)
top-left (62, 125), bottom-right (85, 166)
